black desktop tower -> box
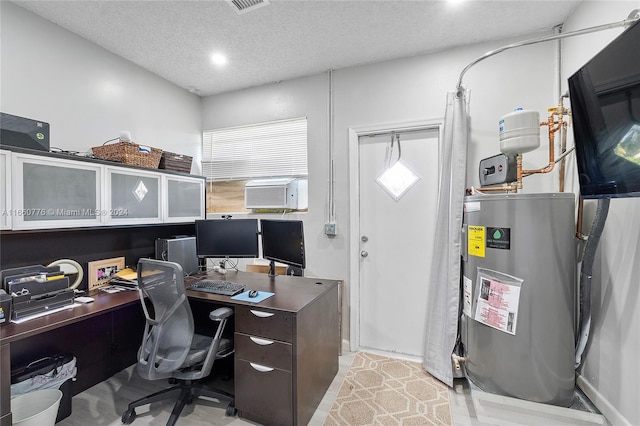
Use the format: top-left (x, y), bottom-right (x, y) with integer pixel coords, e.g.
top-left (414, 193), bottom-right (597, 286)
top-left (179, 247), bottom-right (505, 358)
top-left (155, 237), bottom-right (198, 276)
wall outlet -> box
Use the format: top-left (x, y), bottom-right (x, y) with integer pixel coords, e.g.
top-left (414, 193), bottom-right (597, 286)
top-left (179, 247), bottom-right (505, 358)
top-left (324, 221), bottom-right (337, 236)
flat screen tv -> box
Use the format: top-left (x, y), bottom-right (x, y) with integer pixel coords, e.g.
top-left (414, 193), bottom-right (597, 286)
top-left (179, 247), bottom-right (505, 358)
top-left (195, 219), bottom-right (259, 259)
top-left (568, 19), bottom-right (640, 199)
top-left (260, 219), bottom-right (305, 276)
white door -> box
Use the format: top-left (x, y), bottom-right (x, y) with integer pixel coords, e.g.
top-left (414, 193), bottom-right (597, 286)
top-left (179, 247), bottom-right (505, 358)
top-left (356, 127), bottom-right (439, 358)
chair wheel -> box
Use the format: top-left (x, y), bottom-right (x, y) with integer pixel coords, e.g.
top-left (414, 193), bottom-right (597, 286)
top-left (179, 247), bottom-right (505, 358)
top-left (121, 409), bottom-right (136, 424)
top-left (225, 403), bottom-right (237, 416)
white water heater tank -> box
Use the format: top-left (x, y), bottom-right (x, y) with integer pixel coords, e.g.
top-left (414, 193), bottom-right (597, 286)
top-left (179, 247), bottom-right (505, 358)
top-left (499, 108), bottom-right (540, 154)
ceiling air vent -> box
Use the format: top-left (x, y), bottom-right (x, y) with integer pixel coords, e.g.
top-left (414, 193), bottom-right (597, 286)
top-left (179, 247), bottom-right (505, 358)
top-left (226, 0), bottom-right (270, 15)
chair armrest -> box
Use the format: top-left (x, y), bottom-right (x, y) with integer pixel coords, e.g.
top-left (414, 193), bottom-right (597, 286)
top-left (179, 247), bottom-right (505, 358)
top-left (209, 307), bottom-right (233, 321)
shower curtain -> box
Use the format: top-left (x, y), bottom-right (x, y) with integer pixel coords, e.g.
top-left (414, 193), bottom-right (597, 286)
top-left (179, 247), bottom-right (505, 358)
top-left (422, 88), bottom-right (469, 387)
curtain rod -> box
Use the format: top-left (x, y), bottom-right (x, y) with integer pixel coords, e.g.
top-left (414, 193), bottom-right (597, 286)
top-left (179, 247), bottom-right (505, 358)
top-left (456, 9), bottom-right (640, 90)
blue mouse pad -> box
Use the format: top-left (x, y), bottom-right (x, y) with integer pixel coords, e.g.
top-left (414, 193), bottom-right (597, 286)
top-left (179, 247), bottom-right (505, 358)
top-left (231, 290), bottom-right (274, 303)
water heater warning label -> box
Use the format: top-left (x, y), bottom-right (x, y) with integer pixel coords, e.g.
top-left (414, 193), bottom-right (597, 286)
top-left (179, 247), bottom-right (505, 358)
top-left (468, 226), bottom-right (485, 257)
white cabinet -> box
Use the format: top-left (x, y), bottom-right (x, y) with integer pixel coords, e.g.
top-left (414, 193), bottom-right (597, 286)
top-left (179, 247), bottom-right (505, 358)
top-left (11, 153), bottom-right (103, 229)
top-left (163, 174), bottom-right (205, 223)
top-left (105, 166), bottom-right (163, 225)
top-left (0, 150), bottom-right (11, 230)
top-left (4, 150), bottom-right (204, 230)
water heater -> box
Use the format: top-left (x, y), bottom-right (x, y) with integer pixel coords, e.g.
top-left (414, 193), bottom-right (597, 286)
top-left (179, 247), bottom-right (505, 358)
top-left (461, 193), bottom-right (576, 406)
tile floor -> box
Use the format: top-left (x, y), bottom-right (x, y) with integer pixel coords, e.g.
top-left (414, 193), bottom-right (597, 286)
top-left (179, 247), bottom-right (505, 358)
top-left (54, 351), bottom-right (605, 426)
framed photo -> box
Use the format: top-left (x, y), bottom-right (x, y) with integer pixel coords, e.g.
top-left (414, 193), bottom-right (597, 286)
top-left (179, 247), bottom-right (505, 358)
top-left (87, 257), bottom-right (125, 291)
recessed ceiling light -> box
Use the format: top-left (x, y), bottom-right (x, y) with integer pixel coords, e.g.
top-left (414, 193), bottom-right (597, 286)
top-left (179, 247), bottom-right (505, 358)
top-left (211, 53), bottom-right (227, 66)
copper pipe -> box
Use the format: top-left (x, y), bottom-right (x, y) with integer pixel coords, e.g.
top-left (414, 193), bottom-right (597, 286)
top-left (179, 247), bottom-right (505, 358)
top-left (522, 112), bottom-right (560, 175)
top-left (473, 184), bottom-right (519, 194)
top-left (559, 121), bottom-right (568, 192)
top-left (555, 97), bottom-right (570, 192)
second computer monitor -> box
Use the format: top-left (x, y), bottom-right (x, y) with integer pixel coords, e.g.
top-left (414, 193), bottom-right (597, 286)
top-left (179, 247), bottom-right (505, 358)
top-left (195, 219), bottom-right (259, 259)
top-left (260, 219), bottom-right (306, 272)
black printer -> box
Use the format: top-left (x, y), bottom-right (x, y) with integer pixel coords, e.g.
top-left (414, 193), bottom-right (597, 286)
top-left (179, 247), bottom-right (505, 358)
top-left (0, 112), bottom-right (50, 152)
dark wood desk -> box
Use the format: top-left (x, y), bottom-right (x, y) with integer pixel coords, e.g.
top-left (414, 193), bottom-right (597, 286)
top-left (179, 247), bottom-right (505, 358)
top-left (1, 271), bottom-right (340, 426)
top-left (0, 290), bottom-right (142, 426)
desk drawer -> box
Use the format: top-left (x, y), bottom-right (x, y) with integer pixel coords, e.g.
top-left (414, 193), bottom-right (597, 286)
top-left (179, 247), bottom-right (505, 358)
top-left (235, 307), bottom-right (293, 343)
top-left (235, 359), bottom-right (292, 426)
top-left (235, 332), bottom-right (292, 371)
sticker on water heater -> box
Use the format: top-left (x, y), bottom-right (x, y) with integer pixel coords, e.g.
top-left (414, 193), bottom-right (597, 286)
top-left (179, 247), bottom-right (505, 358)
top-left (474, 275), bottom-right (522, 335)
top-left (463, 276), bottom-right (472, 317)
top-left (467, 226), bottom-right (485, 257)
top-left (486, 227), bottom-right (511, 250)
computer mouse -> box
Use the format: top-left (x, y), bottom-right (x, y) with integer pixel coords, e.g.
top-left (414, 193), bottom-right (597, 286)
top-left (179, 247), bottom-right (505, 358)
top-left (248, 290), bottom-right (259, 298)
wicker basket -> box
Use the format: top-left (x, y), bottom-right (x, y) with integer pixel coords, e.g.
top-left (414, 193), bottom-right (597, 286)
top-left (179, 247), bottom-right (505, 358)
top-left (92, 141), bottom-right (162, 169)
top-left (159, 151), bottom-right (192, 173)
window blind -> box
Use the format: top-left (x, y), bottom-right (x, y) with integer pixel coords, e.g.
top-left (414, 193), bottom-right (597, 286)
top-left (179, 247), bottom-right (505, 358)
top-left (202, 117), bottom-right (308, 181)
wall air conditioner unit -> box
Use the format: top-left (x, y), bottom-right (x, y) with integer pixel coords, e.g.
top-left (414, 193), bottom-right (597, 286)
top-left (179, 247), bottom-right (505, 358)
top-left (245, 178), bottom-right (307, 209)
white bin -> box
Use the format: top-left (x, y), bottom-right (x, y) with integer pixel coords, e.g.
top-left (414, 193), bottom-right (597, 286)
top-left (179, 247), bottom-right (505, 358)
top-left (11, 389), bottom-right (62, 426)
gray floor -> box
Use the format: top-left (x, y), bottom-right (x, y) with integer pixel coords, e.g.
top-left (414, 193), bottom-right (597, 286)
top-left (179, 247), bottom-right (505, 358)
top-left (55, 352), bottom-right (605, 426)
top-left (56, 354), bottom-right (354, 426)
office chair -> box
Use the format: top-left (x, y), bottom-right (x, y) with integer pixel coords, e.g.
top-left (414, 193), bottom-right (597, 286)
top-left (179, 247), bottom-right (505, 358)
top-left (121, 258), bottom-right (236, 426)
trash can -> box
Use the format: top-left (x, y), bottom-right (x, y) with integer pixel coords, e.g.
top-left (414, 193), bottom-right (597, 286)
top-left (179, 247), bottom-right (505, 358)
top-left (11, 389), bottom-right (62, 426)
top-left (10, 354), bottom-right (76, 423)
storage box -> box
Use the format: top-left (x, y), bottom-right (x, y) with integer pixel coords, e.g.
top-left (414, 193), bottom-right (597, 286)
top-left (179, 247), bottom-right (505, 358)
top-left (92, 141), bottom-right (162, 169)
top-left (159, 151), bottom-right (192, 173)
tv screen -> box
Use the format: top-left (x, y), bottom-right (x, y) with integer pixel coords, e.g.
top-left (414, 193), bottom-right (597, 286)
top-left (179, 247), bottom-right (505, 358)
top-left (260, 219), bottom-right (306, 269)
top-left (568, 19), bottom-right (640, 199)
top-left (195, 219), bottom-right (259, 259)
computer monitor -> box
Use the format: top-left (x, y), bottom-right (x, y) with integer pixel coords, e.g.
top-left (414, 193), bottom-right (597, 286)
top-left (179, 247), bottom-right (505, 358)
top-left (195, 219), bottom-right (259, 263)
top-left (260, 219), bottom-right (305, 276)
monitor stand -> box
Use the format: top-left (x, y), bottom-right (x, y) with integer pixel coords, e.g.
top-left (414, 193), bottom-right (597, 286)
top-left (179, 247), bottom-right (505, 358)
top-left (268, 260), bottom-right (277, 277)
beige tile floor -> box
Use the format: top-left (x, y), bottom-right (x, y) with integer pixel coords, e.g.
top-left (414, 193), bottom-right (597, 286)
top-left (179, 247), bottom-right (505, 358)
top-left (54, 351), bottom-right (602, 426)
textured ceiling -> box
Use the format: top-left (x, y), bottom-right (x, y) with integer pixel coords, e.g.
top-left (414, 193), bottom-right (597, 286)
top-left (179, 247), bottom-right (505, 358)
top-left (13, 0), bottom-right (582, 96)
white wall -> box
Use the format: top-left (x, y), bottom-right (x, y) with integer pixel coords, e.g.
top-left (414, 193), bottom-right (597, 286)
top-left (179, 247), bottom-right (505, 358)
top-left (3, 0), bottom-right (638, 423)
top-left (202, 33), bottom-right (559, 347)
top-left (203, 4), bottom-right (640, 423)
top-left (201, 74), bottom-right (336, 277)
top-left (562, 2), bottom-right (640, 425)
top-left (0, 2), bottom-right (203, 173)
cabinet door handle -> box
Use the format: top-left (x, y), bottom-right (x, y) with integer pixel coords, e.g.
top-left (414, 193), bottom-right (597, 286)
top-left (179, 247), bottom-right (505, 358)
top-left (250, 310), bottom-right (274, 318)
top-left (250, 336), bottom-right (274, 346)
top-left (250, 362), bottom-right (274, 372)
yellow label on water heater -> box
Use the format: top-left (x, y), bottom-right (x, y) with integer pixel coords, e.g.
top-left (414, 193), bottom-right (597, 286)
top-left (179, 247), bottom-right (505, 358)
top-left (468, 225), bottom-right (486, 258)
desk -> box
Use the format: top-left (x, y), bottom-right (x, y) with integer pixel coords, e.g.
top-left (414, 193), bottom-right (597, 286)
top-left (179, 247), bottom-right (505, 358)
top-left (1, 271), bottom-right (340, 426)
top-left (0, 290), bottom-right (142, 426)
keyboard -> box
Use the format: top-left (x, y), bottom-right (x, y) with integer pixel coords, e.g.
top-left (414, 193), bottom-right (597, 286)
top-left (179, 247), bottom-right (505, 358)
top-left (186, 279), bottom-right (245, 296)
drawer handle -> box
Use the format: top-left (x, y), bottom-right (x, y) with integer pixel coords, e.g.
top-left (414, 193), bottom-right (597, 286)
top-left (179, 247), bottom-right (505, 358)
top-left (250, 336), bottom-right (274, 346)
top-left (250, 362), bottom-right (274, 373)
top-left (250, 310), bottom-right (274, 318)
